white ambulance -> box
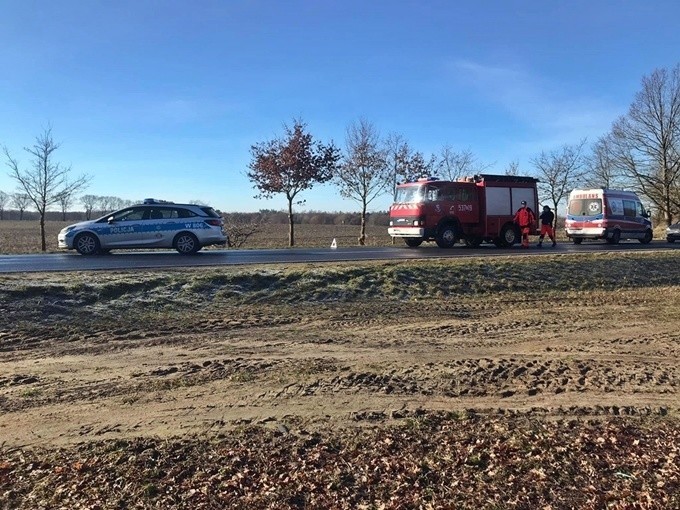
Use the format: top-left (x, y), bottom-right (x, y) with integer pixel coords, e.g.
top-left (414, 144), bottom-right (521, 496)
top-left (565, 189), bottom-right (653, 244)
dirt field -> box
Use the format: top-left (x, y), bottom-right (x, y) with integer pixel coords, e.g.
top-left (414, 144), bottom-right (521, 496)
top-left (1, 252), bottom-right (679, 508)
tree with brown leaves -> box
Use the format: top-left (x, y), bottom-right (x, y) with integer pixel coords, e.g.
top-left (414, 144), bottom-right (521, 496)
top-left (248, 119), bottom-right (340, 247)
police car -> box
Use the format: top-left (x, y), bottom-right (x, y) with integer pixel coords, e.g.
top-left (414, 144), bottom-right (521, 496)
top-left (58, 199), bottom-right (228, 255)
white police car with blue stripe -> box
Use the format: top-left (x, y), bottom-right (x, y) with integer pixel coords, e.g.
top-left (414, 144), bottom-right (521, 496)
top-left (58, 199), bottom-right (228, 255)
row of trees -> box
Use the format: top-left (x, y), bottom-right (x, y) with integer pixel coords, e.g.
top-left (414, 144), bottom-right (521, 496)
top-left (0, 191), bottom-right (31, 220)
top-left (533, 65), bottom-right (680, 228)
top-left (248, 120), bottom-right (496, 246)
top-left (249, 64), bottom-right (680, 245)
top-left (4, 64), bottom-right (680, 250)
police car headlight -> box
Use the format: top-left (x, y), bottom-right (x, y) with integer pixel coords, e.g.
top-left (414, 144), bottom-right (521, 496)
top-left (60, 225), bottom-right (77, 234)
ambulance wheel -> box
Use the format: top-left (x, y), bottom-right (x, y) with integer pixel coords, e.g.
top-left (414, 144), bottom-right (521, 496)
top-left (174, 232), bottom-right (201, 254)
top-left (606, 229), bottom-right (621, 245)
top-left (499, 224), bottom-right (518, 247)
top-left (464, 235), bottom-right (483, 248)
top-left (639, 230), bottom-right (653, 244)
top-left (572, 238), bottom-right (583, 245)
top-left (404, 238), bottom-right (423, 248)
top-left (74, 232), bottom-right (100, 256)
top-left (435, 224), bottom-right (457, 248)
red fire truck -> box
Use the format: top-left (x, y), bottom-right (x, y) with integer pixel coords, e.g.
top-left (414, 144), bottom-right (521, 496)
top-left (388, 174), bottom-right (539, 248)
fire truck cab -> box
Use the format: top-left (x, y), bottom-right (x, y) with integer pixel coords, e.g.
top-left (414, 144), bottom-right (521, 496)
top-left (388, 174), bottom-right (539, 248)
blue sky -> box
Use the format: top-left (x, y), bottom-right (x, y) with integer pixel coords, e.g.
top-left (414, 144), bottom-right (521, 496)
top-left (1, 0), bottom-right (679, 213)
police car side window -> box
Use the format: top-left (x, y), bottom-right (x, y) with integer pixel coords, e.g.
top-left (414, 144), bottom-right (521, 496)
top-left (116, 208), bottom-right (147, 221)
top-left (176, 208), bottom-right (197, 219)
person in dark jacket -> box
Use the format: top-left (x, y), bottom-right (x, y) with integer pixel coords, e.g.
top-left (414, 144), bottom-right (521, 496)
top-left (537, 205), bottom-right (556, 247)
top-left (513, 201), bottom-right (536, 248)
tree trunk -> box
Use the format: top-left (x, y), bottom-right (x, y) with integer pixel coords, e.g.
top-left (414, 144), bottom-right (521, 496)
top-left (359, 200), bottom-right (367, 246)
top-left (40, 213), bottom-right (46, 252)
top-left (287, 198), bottom-right (295, 247)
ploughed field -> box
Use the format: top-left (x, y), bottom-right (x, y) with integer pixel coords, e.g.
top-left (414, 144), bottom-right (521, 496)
top-left (1, 253), bottom-right (679, 508)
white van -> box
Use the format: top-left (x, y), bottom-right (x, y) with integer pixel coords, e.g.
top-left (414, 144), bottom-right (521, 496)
top-left (565, 189), bottom-right (653, 244)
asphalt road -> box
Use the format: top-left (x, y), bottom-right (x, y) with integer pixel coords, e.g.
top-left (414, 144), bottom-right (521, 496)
top-left (1, 240), bottom-right (678, 274)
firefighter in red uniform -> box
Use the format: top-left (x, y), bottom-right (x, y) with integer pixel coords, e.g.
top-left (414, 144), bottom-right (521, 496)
top-left (513, 201), bottom-right (536, 248)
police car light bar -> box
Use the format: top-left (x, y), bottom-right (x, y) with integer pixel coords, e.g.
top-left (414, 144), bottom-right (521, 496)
top-left (143, 198), bottom-right (174, 204)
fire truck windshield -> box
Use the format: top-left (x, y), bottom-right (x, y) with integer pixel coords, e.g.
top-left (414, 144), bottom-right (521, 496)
top-left (394, 185), bottom-right (426, 204)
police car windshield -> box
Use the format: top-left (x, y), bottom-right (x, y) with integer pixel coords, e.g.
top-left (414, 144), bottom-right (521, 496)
top-left (568, 198), bottom-right (602, 216)
top-left (394, 185), bottom-right (426, 204)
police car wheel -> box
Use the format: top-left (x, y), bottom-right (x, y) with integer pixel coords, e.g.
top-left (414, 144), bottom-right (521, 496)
top-left (174, 232), bottom-right (200, 254)
top-left (74, 233), bottom-right (100, 256)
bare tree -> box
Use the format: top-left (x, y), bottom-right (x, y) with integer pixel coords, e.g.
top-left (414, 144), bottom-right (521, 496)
top-left (4, 127), bottom-right (90, 250)
top-left (81, 194), bottom-right (98, 220)
top-left (384, 132), bottom-right (412, 191)
top-left (224, 218), bottom-right (263, 248)
top-left (248, 119), bottom-right (340, 247)
top-left (11, 193), bottom-right (31, 220)
top-left (0, 190), bottom-right (7, 220)
top-left (335, 119), bottom-right (390, 245)
top-left (531, 139), bottom-right (587, 228)
top-left (402, 151), bottom-right (437, 182)
top-left (57, 191), bottom-right (73, 221)
top-left (583, 135), bottom-right (627, 189)
top-left (96, 196), bottom-right (115, 216)
top-left (608, 65), bottom-right (680, 226)
top-left (504, 160), bottom-right (520, 176)
top-left (108, 196), bottom-right (125, 212)
top-left (436, 146), bottom-right (490, 180)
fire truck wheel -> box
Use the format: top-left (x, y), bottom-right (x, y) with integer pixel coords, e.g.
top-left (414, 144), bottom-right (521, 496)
top-left (572, 238), bottom-right (583, 245)
top-left (404, 238), bottom-right (423, 248)
top-left (499, 224), bottom-right (518, 247)
top-left (435, 224), bottom-right (457, 248)
top-left (464, 235), bottom-right (483, 248)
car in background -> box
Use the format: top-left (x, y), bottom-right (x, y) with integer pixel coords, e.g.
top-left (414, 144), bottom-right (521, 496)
top-left (667, 222), bottom-right (680, 243)
top-left (58, 199), bottom-right (228, 255)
